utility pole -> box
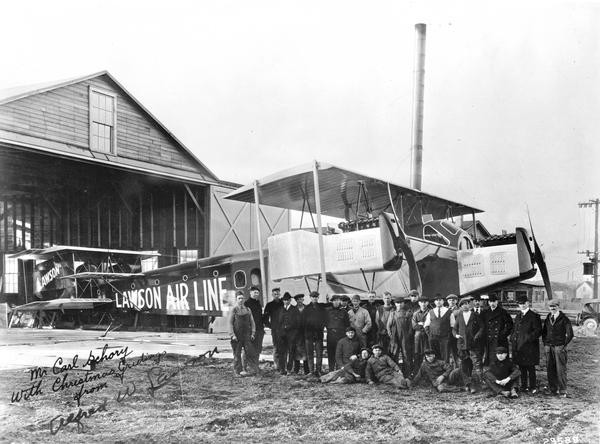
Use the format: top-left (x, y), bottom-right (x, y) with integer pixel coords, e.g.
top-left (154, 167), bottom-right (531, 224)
top-left (578, 199), bottom-right (599, 299)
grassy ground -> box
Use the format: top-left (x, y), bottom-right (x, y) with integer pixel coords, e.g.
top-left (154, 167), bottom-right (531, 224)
top-left (1, 335), bottom-right (598, 443)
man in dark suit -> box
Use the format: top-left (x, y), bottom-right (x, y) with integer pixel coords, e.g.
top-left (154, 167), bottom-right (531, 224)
top-left (510, 294), bottom-right (542, 394)
top-left (244, 286), bottom-right (265, 358)
top-left (481, 293), bottom-right (514, 366)
top-left (452, 296), bottom-right (484, 393)
top-left (275, 292), bottom-right (300, 375)
top-left (325, 295), bottom-right (350, 371)
top-left (542, 300), bottom-right (574, 397)
top-left (303, 291), bottom-right (327, 376)
top-left (262, 287), bottom-right (283, 370)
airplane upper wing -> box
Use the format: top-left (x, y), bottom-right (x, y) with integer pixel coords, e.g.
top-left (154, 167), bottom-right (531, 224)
top-left (11, 298), bottom-right (112, 312)
top-left (10, 245), bottom-right (161, 261)
top-left (224, 161), bottom-right (483, 222)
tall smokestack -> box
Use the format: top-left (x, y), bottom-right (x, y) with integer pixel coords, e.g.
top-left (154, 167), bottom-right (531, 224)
top-left (410, 23), bottom-right (426, 190)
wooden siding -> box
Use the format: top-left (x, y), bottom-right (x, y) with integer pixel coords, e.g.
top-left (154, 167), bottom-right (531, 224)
top-left (0, 74), bottom-right (212, 178)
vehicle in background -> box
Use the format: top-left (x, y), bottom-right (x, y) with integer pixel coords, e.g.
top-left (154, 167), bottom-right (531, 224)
top-left (576, 299), bottom-right (600, 333)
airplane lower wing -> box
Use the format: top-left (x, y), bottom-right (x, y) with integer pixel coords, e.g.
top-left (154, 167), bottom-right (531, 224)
top-left (60, 272), bottom-right (145, 280)
top-left (11, 298), bottom-right (112, 312)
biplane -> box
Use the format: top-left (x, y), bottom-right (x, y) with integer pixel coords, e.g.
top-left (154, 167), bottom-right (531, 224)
top-left (8, 161), bottom-right (552, 331)
top-left (225, 161), bottom-right (552, 301)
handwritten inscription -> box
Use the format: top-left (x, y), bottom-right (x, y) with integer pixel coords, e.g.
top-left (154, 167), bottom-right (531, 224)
top-left (10, 345), bottom-right (218, 435)
top-left (147, 347), bottom-right (219, 397)
top-left (49, 399), bottom-right (108, 435)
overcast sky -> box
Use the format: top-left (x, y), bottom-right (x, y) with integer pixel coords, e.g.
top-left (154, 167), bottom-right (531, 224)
top-left (1, 0), bottom-right (598, 282)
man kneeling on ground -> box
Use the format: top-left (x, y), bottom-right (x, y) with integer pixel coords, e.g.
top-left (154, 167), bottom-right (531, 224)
top-left (411, 349), bottom-right (464, 392)
top-left (483, 346), bottom-right (520, 398)
top-left (366, 344), bottom-right (411, 389)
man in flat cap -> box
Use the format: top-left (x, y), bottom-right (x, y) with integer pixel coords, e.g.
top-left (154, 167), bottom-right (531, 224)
top-left (276, 292), bottom-right (300, 375)
top-left (229, 291), bottom-right (258, 376)
top-left (483, 346), bottom-right (520, 398)
top-left (366, 344), bottom-right (411, 389)
top-left (452, 296), bottom-right (484, 393)
top-left (412, 296), bottom-right (430, 375)
top-left (387, 296), bottom-right (415, 376)
top-left (510, 294), bottom-right (542, 394)
top-left (348, 294), bottom-right (372, 349)
top-left (303, 291), bottom-right (326, 377)
top-left (325, 295), bottom-right (350, 371)
top-left (375, 291), bottom-right (395, 354)
top-left (407, 289), bottom-right (420, 314)
top-left (446, 294), bottom-right (460, 367)
top-left (336, 327), bottom-right (361, 369)
top-left (542, 300), bottom-right (573, 397)
top-left (412, 349), bottom-right (464, 392)
top-left (481, 293), bottom-right (513, 366)
top-left (263, 287), bottom-right (283, 370)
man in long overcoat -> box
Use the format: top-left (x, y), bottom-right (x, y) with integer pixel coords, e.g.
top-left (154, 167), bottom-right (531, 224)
top-left (510, 294), bottom-right (542, 393)
top-left (481, 294), bottom-right (514, 366)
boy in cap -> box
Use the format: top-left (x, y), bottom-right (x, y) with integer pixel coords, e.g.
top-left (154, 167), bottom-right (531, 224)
top-left (412, 349), bottom-right (464, 392)
top-left (510, 294), bottom-right (542, 394)
top-left (483, 346), bottom-right (520, 398)
top-left (335, 327), bottom-right (361, 368)
top-left (542, 300), bottom-right (573, 397)
top-left (366, 344), bottom-right (411, 389)
top-left (348, 294), bottom-right (372, 349)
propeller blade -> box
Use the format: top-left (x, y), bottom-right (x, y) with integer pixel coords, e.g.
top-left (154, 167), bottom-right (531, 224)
top-left (380, 212), bottom-right (422, 294)
top-left (527, 210), bottom-right (553, 299)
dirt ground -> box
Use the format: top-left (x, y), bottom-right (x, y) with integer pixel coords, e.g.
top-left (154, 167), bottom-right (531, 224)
top-left (1, 333), bottom-right (598, 444)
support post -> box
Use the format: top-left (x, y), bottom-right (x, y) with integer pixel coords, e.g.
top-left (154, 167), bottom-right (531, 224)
top-left (312, 160), bottom-right (328, 302)
top-left (253, 181), bottom-right (268, 299)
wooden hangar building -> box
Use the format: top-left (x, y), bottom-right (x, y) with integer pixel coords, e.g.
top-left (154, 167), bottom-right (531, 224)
top-left (0, 71), bottom-right (288, 330)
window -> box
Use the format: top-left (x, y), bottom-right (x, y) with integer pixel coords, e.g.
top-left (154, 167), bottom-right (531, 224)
top-left (3, 255), bottom-right (19, 293)
top-left (89, 88), bottom-right (116, 154)
top-left (178, 250), bottom-right (198, 264)
top-left (234, 271), bottom-right (246, 289)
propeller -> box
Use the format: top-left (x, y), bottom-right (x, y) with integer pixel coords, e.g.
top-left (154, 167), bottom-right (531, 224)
top-left (527, 209), bottom-right (553, 300)
top-left (384, 183), bottom-right (423, 294)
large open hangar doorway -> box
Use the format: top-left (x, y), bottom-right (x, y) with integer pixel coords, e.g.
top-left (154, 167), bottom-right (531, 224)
top-left (0, 71), bottom-right (288, 330)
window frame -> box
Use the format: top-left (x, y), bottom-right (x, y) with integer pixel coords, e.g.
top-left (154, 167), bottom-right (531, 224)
top-left (89, 86), bottom-right (117, 155)
top-left (3, 254), bottom-right (19, 294)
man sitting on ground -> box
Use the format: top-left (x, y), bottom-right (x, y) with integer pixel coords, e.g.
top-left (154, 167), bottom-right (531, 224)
top-left (366, 344), bottom-right (411, 389)
top-left (483, 346), bottom-right (520, 398)
top-left (336, 327), bottom-right (361, 369)
top-left (411, 349), bottom-right (464, 392)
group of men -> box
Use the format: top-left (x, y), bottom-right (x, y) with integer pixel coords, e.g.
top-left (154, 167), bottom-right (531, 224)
top-left (227, 286), bottom-right (574, 398)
